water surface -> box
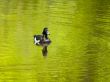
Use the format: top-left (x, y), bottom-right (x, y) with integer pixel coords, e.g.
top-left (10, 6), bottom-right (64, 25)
top-left (0, 0), bottom-right (110, 82)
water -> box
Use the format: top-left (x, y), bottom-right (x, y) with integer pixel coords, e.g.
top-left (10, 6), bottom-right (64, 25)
top-left (0, 0), bottom-right (110, 82)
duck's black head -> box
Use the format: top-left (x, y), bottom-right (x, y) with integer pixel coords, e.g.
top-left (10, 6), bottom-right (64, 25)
top-left (43, 27), bottom-right (48, 31)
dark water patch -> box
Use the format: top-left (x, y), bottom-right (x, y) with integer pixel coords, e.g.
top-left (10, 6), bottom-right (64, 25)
top-left (77, 0), bottom-right (110, 82)
top-left (85, 43), bottom-right (101, 54)
top-left (79, 43), bottom-right (100, 82)
top-left (91, 0), bottom-right (110, 37)
top-left (91, 27), bottom-right (110, 38)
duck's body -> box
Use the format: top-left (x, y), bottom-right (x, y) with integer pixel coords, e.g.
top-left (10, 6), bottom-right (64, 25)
top-left (34, 35), bottom-right (51, 46)
top-left (34, 27), bottom-right (51, 46)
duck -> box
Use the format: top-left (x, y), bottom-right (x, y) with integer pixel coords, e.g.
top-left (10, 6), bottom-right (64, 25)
top-left (34, 27), bottom-right (51, 46)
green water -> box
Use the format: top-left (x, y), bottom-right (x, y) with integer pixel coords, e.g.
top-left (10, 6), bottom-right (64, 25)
top-left (0, 0), bottom-right (110, 82)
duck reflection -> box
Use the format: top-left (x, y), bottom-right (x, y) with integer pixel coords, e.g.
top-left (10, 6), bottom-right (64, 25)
top-left (41, 41), bottom-right (51, 57)
top-left (42, 44), bottom-right (48, 56)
